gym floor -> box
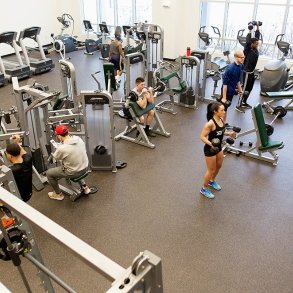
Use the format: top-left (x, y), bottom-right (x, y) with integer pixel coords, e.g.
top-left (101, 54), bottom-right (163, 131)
top-left (0, 50), bottom-right (292, 293)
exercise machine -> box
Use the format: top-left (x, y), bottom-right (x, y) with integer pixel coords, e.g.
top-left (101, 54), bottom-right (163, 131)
top-left (135, 23), bottom-right (164, 86)
top-left (0, 168), bottom-right (163, 292)
top-left (198, 26), bottom-right (222, 53)
top-left (260, 34), bottom-right (293, 94)
top-left (0, 31), bottom-right (32, 82)
top-left (190, 50), bottom-right (228, 103)
top-left (154, 56), bottom-right (200, 114)
top-left (0, 70), bottom-right (4, 86)
top-left (262, 91), bottom-right (292, 117)
top-left (51, 13), bottom-right (78, 53)
top-left (224, 104), bottom-right (284, 166)
top-left (115, 100), bottom-right (170, 149)
top-left (18, 27), bottom-right (55, 74)
top-left (83, 20), bottom-right (102, 55)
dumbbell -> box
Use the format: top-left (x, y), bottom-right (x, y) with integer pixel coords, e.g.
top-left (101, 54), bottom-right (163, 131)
top-left (248, 21), bottom-right (262, 30)
top-left (210, 138), bottom-right (221, 154)
top-left (225, 137), bottom-right (235, 145)
top-left (227, 126), bottom-right (241, 133)
top-left (216, 96), bottom-right (231, 107)
top-left (239, 141), bottom-right (253, 147)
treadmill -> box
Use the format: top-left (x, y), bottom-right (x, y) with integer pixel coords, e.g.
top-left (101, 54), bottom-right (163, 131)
top-left (18, 27), bottom-right (55, 74)
top-left (0, 31), bottom-right (31, 82)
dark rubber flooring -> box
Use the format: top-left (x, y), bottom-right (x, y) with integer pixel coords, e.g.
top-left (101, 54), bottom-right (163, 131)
top-left (0, 50), bottom-right (292, 293)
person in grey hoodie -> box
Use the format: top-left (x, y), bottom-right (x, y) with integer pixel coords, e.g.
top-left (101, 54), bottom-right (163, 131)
top-left (47, 125), bottom-right (95, 201)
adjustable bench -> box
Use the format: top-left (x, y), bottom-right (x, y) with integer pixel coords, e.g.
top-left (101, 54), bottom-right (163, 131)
top-left (224, 103), bottom-right (284, 165)
top-left (115, 101), bottom-right (170, 149)
top-left (262, 91), bottom-right (293, 114)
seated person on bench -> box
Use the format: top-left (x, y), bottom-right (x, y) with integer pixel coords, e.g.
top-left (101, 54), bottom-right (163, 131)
top-left (5, 135), bottom-right (33, 202)
top-left (46, 125), bottom-right (95, 201)
top-left (123, 77), bottom-right (156, 137)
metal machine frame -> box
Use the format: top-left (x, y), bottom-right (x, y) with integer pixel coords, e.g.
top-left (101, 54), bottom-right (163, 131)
top-left (0, 166), bottom-right (163, 292)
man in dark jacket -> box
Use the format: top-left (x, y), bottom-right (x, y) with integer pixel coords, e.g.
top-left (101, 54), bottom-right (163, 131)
top-left (236, 22), bottom-right (260, 111)
top-left (5, 135), bottom-right (33, 202)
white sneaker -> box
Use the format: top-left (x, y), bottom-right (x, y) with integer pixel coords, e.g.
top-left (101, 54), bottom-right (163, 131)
top-left (48, 191), bottom-right (64, 201)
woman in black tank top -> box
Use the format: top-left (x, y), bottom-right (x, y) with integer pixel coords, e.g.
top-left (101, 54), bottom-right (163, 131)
top-left (199, 103), bottom-right (236, 199)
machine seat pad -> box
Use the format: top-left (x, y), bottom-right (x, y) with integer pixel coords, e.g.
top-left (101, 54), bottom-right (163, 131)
top-left (160, 72), bottom-right (178, 82)
top-left (70, 171), bottom-right (89, 182)
top-left (264, 91), bottom-right (293, 98)
top-left (172, 81), bottom-right (187, 93)
top-left (129, 102), bottom-right (155, 117)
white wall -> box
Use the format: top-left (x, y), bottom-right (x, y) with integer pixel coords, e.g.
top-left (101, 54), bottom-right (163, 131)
top-left (0, 0), bottom-right (85, 55)
top-left (152, 0), bottom-right (200, 60)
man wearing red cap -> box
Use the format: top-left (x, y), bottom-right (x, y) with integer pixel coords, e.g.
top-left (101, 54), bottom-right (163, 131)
top-left (46, 125), bottom-right (95, 201)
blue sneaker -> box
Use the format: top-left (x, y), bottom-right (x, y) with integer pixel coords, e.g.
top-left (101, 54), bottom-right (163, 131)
top-left (208, 181), bottom-right (222, 191)
top-left (200, 188), bottom-right (215, 199)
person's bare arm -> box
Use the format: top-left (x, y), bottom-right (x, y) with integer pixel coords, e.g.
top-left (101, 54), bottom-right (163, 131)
top-left (200, 121), bottom-right (214, 146)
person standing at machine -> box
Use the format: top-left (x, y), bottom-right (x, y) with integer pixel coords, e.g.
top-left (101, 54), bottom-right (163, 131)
top-left (109, 27), bottom-right (124, 84)
top-left (220, 50), bottom-right (244, 120)
top-left (236, 21), bottom-right (261, 110)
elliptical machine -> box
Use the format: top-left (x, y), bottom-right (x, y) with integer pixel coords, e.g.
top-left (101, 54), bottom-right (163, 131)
top-left (260, 34), bottom-right (293, 94)
top-left (51, 13), bottom-right (77, 53)
top-left (83, 20), bottom-right (102, 55)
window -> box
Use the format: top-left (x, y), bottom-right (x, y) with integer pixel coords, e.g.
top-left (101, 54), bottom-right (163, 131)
top-left (135, 0), bottom-right (152, 23)
top-left (200, 0), bottom-right (293, 57)
top-left (82, 0), bottom-right (152, 31)
top-left (225, 3), bottom-right (254, 51)
top-left (99, 0), bottom-right (115, 26)
top-left (117, 0), bottom-right (133, 26)
top-left (285, 8), bottom-right (293, 44)
top-left (199, 2), bottom-right (225, 49)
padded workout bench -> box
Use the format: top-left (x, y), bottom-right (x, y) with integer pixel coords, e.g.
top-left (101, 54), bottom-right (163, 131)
top-left (262, 91), bottom-right (293, 115)
top-left (224, 104), bottom-right (284, 165)
top-left (115, 101), bottom-right (170, 149)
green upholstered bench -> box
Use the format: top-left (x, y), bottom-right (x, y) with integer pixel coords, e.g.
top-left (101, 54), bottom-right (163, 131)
top-left (103, 63), bottom-right (117, 92)
top-left (129, 102), bottom-right (155, 117)
top-left (253, 104), bottom-right (283, 151)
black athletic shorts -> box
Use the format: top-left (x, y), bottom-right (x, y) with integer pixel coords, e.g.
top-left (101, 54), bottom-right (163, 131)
top-left (204, 145), bottom-right (222, 157)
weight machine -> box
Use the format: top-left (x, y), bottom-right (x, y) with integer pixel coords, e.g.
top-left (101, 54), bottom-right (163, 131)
top-left (0, 166), bottom-right (163, 292)
top-left (154, 56), bottom-right (200, 114)
top-left (190, 50), bottom-right (228, 103)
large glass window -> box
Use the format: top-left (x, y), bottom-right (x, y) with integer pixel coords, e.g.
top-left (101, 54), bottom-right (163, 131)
top-left (285, 8), bottom-right (293, 44)
top-left (199, 2), bottom-right (225, 49)
top-left (200, 0), bottom-right (293, 57)
top-left (83, 0), bottom-right (97, 24)
top-left (135, 0), bottom-right (152, 23)
top-left (225, 3), bottom-right (254, 51)
top-left (82, 0), bottom-right (152, 30)
top-left (117, 0), bottom-right (133, 26)
top-left (99, 0), bottom-right (115, 25)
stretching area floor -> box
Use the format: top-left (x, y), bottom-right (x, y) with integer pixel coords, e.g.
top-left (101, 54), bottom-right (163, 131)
top-left (0, 50), bottom-right (292, 293)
